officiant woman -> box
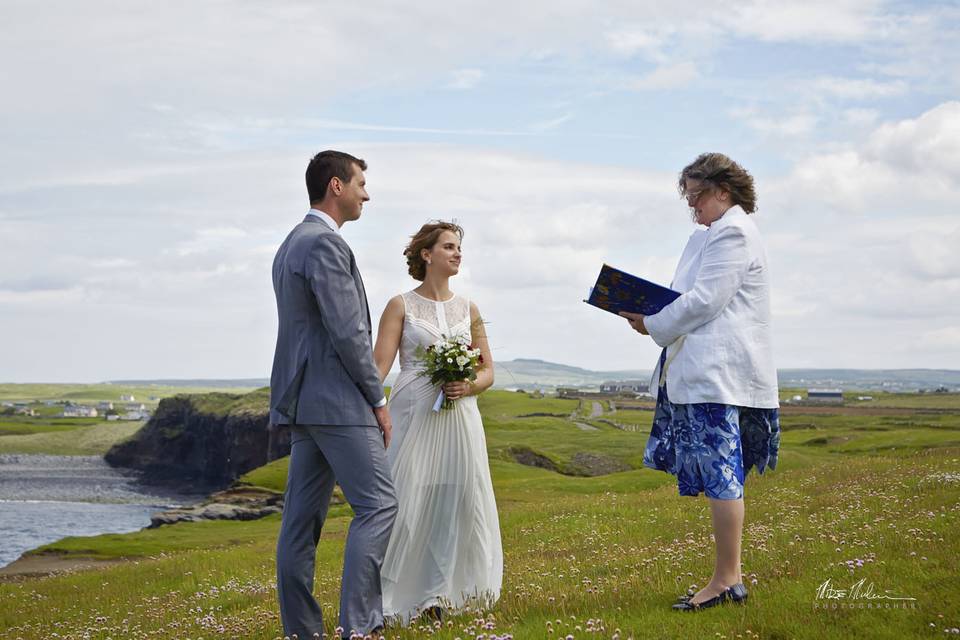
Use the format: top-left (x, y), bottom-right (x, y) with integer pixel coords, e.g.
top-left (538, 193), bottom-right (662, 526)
top-left (620, 152), bottom-right (780, 612)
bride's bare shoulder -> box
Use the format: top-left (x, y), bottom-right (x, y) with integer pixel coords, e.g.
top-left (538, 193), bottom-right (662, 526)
top-left (381, 294), bottom-right (406, 317)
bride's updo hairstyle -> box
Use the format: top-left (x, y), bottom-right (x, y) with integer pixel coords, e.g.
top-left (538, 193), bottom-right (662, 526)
top-left (403, 221), bottom-right (464, 281)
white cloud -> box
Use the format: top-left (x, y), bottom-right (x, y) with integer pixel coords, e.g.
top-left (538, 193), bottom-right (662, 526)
top-left (726, 0), bottom-right (884, 42)
top-left (625, 62), bottom-right (698, 91)
top-left (905, 225), bottom-right (960, 281)
top-left (529, 113), bottom-right (574, 132)
top-left (865, 101), bottom-right (960, 178)
top-left (915, 326), bottom-right (960, 351)
top-left (842, 108), bottom-right (880, 127)
top-left (447, 68), bottom-right (486, 90)
top-left (730, 107), bottom-right (818, 137)
top-left (2, 2), bottom-right (960, 380)
top-left (811, 76), bottom-right (908, 99)
top-left (605, 26), bottom-right (668, 57)
top-left (7, 95), bottom-right (960, 379)
top-left (760, 101), bottom-right (960, 367)
top-left (772, 101), bottom-right (960, 214)
top-left (0, 142), bottom-right (688, 380)
top-left (603, 24), bottom-right (686, 64)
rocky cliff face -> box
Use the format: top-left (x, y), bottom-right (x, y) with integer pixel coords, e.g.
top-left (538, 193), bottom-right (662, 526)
top-left (105, 389), bottom-right (291, 491)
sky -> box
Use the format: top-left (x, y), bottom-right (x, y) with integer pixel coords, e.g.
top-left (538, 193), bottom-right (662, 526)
top-left (1, 0), bottom-right (959, 382)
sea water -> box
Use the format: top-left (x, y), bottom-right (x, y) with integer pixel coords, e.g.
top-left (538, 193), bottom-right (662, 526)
top-left (0, 454), bottom-right (194, 568)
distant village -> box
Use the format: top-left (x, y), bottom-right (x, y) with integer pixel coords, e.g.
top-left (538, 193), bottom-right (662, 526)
top-left (551, 382), bottom-right (952, 405)
top-left (1, 393), bottom-right (153, 420)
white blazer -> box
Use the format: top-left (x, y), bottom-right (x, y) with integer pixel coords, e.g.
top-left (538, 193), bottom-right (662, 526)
top-left (645, 206), bottom-right (779, 408)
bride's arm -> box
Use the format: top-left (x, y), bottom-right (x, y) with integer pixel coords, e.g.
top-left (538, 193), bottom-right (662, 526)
top-left (467, 301), bottom-right (494, 395)
top-left (373, 295), bottom-right (404, 384)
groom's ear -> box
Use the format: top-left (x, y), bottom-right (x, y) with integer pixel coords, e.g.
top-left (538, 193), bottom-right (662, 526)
top-left (329, 176), bottom-right (342, 197)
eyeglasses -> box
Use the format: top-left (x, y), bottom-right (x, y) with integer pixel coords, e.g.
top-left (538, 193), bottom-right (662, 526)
top-left (683, 186), bottom-right (709, 206)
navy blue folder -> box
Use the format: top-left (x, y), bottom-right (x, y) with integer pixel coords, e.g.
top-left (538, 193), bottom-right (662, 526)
top-left (584, 263), bottom-right (681, 317)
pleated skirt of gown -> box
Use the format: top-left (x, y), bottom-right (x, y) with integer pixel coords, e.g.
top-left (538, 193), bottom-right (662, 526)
top-left (381, 370), bottom-right (503, 625)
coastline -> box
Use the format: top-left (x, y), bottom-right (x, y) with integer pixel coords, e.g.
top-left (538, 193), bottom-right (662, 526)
top-left (0, 454), bottom-right (199, 569)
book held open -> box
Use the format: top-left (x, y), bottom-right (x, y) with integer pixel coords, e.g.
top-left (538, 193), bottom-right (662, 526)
top-left (584, 263), bottom-right (681, 317)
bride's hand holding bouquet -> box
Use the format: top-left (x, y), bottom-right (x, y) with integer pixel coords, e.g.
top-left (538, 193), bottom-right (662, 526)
top-left (415, 334), bottom-right (484, 411)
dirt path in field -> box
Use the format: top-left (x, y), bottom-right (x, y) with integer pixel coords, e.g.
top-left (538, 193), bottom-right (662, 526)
top-left (0, 554), bottom-right (127, 581)
top-left (573, 421), bottom-right (599, 431)
top-left (565, 401), bottom-right (603, 431)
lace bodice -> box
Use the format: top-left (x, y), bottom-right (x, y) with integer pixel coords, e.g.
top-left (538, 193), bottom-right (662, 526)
top-left (398, 291), bottom-right (471, 371)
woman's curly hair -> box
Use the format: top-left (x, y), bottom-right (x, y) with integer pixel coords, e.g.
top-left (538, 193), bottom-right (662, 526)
top-left (679, 152), bottom-right (757, 214)
top-left (403, 221), bottom-right (464, 281)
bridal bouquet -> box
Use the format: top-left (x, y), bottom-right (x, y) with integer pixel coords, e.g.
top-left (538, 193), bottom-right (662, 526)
top-left (415, 334), bottom-right (483, 411)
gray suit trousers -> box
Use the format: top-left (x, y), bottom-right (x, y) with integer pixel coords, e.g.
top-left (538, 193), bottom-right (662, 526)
top-left (276, 425), bottom-right (397, 637)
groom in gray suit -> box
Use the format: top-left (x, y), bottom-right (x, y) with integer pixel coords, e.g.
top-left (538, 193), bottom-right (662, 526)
top-left (271, 150), bottom-right (397, 638)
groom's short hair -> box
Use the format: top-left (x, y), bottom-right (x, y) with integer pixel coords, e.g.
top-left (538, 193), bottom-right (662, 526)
top-left (306, 150), bottom-right (367, 203)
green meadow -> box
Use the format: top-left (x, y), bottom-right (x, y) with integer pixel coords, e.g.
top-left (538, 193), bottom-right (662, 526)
top-left (0, 416), bottom-right (143, 455)
top-left (1, 390), bottom-right (959, 639)
top-left (0, 383), bottom-right (260, 404)
top-left (0, 383), bottom-right (260, 455)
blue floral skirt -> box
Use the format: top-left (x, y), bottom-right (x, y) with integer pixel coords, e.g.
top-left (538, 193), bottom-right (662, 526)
top-left (643, 357), bottom-right (781, 500)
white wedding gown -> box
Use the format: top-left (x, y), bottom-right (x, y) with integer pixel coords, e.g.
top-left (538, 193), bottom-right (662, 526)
top-left (381, 290), bottom-right (503, 625)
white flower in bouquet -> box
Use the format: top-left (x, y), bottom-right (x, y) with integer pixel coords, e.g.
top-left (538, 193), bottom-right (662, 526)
top-left (414, 333), bottom-right (485, 411)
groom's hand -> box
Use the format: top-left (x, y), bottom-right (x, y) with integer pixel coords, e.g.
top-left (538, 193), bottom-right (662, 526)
top-left (619, 311), bottom-right (649, 335)
top-left (373, 405), bottom-right (392, 448)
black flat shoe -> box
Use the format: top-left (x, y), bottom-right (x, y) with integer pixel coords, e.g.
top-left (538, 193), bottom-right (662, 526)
top-left (421, 606), bottom-right (443, 622)
top-left (685, 583), bottom-right (746, 603)
top-left (672, 590), bottom-right (727, 611)
top-left (672, 583), bottom-right (748, 611)
top-left (727, 583), bottom-right (749, 603)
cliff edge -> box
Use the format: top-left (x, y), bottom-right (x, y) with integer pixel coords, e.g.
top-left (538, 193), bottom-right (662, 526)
top-left (105, 388), bottom-right (290, 491)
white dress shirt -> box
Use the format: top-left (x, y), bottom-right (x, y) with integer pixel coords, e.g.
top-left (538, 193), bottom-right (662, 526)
top-left (307, 208), bottom-right (341, 234)
top-left (645, 206), bottom-right (779, 408)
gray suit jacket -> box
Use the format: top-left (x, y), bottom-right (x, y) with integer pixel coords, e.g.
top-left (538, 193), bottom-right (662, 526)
top-left (270, 215), bottom-right (384, 427)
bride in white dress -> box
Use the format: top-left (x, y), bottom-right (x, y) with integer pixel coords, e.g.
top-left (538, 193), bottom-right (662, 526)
top-left (373, 221), bottom-right (503, 625)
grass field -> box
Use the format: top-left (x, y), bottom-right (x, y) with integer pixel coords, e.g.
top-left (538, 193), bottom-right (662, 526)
top-left (1, 390), bottom-right (959, 639)
top-left (0, 383), bottom-right (260, 406)
top-left (0, 420), bottom-right (143, 455)
top-left (0, 384), bottom-right (267, 456)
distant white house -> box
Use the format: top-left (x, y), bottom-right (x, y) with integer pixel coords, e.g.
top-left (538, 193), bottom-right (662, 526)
top-left (807, 389), bottom-right (844, 404)
top-left (106, 414), bottom-right (120, 421)
top-left (63, 406), bottom-right (99, 418)
top-left (122, 409), bottom-right (151, 421)
top-left (600, 380), bottom-right (649, 394)
top-left (98, 401), bottom-right (114, 410)
top-left (120, 394), bottom-right (136, 402)
top-left (125, 403), bottom-right (146, 411)
top-left (15, 407), bottom-right (36, 416)
top-left (1, 401), bottom-right (13, 408)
